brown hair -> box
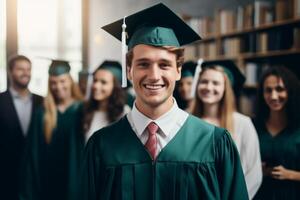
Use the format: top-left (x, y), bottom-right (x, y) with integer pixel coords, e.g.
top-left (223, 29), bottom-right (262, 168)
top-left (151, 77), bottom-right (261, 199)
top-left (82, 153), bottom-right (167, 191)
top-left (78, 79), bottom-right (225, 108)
top-left (8, 55), bottom-right (31, 71)
top-left (43, 74), bottom-right (83, 143)
top-left (191, 66), bottom-right (236, 134)
top-left (126, 46), bottom-right (185, 68)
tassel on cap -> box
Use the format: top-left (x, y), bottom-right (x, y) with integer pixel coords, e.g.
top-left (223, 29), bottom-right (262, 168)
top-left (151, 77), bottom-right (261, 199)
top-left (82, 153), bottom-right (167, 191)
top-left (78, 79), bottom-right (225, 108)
top-left (121, 17), bottom-right (128, 88)
top-left (190, 58), bottom-right (203, 98)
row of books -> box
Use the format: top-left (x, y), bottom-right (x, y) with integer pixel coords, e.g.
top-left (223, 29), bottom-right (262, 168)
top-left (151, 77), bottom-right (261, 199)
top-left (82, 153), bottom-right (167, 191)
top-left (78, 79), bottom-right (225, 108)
top-left (186, 0), bottom-right (300, 37)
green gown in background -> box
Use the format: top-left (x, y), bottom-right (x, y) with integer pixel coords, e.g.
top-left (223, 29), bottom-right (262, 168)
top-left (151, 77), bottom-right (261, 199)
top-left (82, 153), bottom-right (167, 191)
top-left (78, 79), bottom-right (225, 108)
top-left (20, 101), bottom-right (84, 200)
top-left (253, 121), bottom-right (300, 200)
top-left (80, 115), bottom-right (248, 200)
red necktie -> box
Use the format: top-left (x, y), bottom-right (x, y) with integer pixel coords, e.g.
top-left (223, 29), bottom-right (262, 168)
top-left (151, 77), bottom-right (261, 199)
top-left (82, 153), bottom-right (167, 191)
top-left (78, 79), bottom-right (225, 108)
top-left (145, 122), bottom-right (159, 160)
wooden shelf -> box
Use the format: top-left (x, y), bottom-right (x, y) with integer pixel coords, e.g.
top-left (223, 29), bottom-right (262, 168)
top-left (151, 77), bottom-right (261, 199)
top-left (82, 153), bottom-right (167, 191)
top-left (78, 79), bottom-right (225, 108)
top-left (197, 18), bottom-right (300, 42)
top-left (241, 49), bottom-right (300, 60)
top-left (201, 49), bottom-right (300, 62)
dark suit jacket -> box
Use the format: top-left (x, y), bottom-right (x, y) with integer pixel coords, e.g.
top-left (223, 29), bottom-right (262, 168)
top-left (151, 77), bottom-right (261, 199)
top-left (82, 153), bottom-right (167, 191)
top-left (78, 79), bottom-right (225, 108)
top-left (0, 90), bottom-right (43, 200)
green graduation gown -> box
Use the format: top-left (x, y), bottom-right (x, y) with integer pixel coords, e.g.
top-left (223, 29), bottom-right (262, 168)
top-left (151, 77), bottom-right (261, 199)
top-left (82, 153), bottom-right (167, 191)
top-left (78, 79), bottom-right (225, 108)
top-left (20, 101), bottom-right (84, 200)
top-left (253, 122), bottom-right (300, 200)
top-left (80, 115), bottom-right (248, 200)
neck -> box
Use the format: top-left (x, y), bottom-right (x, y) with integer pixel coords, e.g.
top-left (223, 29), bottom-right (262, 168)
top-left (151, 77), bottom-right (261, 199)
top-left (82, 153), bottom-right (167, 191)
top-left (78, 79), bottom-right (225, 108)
top-left (135, 98), bottom-right (174, 120)
top-left (56, 96), bottom-right (74, 111)
top-left (201, 103), bottom-right (220, 126)
top-left (97, 100), bottom-right (108, 111)
top-left (12, 85), bottom-right (29, 97)
top-left (202, 103), bottom-right (219, 118)
top-left (267, 110), bottom-right (287, 130)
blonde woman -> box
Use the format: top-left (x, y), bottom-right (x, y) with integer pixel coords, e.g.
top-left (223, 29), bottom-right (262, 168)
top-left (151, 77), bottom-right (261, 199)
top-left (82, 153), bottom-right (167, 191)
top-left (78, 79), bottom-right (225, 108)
top-left (192, 60), bottom-right (262, 199)
top-left (20, 60), bottom-right (84, 200)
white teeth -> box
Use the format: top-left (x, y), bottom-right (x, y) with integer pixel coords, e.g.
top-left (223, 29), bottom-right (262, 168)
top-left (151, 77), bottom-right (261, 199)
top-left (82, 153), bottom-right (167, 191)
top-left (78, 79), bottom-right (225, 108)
top-left (145, 84), bottom-right (163, 89)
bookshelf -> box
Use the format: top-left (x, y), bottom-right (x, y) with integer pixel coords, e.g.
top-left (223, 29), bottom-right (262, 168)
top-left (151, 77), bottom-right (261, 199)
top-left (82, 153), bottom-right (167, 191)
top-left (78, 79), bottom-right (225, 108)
top-left (185, 0), bottom-right (300, 116)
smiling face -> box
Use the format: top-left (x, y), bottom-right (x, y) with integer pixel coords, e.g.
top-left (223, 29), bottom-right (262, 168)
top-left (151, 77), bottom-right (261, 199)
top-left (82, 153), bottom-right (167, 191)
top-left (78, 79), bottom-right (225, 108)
top-left (49, 74), bottom-right (73, 102)
top-left (263, 75), bottom-right (288, 112)
top-left (92, 69), bottom-right (114, 102)
top-left (197, 68), bottom-right (225, 106)
top-left (127, 44), bottom-right (181, 111)
top-left (9, 60), bottom-right (31, 89)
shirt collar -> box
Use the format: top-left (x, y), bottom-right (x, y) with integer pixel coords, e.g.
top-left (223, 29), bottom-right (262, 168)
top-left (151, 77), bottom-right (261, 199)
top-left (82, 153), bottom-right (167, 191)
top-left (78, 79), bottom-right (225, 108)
top-left (9, 87), bottom-right (32, 100)
top-left (130, 99), bottom-right (180, 137)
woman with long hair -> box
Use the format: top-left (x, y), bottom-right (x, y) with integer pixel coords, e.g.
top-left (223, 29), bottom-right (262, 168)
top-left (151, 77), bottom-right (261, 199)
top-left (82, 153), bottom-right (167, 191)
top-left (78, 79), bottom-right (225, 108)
top-left (83, 60), bottom-right (130, 142)
top-left (191, 60), bottom-right (262, 199)
top-left (20, 60), bottom-right (84, 200)
top-left (253, 66), bottom-right (300, 200)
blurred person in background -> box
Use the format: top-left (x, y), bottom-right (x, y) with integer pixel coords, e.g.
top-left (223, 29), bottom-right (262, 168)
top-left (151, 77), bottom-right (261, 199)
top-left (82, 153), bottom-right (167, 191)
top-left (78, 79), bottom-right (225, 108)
top-left (253, 66), bottom-right (300, 200)
top-left (191, 60), bottom-right (262, 199)
top-left (0, 55), bottom-right (43, 200)
top-left (83, 60), bottom-right (130, 143)
top-left (20, 60), bottom-right (84, 200)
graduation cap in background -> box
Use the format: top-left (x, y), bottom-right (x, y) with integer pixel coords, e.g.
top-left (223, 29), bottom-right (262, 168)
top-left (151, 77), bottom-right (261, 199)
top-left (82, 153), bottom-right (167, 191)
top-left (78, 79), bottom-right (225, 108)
top-left (202, 60), bottom-right (246, 94)
top-left (96, 60), bottom-right (123, 84)
top-left (102, 3), bottom-right (201, 87)
top-left (181, 61), bottom-right (197, 78)
top-left (48, 59), bottom-right (71, 76)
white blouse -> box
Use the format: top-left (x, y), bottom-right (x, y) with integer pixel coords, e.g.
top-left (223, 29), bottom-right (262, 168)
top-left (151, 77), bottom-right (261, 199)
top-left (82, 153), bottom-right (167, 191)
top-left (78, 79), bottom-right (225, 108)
top-left (85, 105), bottom-right (131, 143)
top-left (233, 112), bottom-right (262, 199)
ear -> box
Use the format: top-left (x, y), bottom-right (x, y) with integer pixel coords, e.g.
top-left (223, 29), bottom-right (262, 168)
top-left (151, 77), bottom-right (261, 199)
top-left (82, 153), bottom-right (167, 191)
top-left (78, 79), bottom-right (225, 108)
top-left (127, 66), bottom-right (132, 81)
top-left (176, 66), bottom-right (182, 81)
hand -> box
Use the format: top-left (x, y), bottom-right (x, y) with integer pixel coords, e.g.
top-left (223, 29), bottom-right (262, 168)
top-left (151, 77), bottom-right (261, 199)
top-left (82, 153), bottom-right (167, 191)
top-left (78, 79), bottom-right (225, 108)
top-left (271, 165), bottom-right (292, 180)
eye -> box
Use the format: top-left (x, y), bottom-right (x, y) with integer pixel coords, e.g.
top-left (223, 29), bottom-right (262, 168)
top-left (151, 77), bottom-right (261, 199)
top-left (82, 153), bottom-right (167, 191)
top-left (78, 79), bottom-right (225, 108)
top-left (213, 81), bottom-right (220, 86)
top-left (199, 79), bottom-right (208, 84)
top-left (137, 62), bottom-right (149, 68)
top-left (100, 80), bottom-right (107, 85)
top-left (159, 62), bottom-right (171, 69)
top-left (264, 88), bottom-right (272, 94)
top-left (276, 86), bottom-right (286, 92)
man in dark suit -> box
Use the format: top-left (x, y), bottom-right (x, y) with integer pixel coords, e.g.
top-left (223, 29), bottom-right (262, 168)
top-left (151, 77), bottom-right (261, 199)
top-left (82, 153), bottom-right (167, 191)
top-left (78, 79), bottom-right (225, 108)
top-left (0, 55), bottom-right (43, 200)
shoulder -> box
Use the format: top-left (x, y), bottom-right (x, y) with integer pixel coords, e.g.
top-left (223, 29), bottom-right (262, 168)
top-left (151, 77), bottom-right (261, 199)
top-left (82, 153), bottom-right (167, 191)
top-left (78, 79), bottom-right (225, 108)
top-left (185, 114), bottom-right (229, 142)
top-left (90, 116), bottom-right (127, 140)
top-left (0, 90), bottom-right (10, 100)
top-left (233, 112), bottom-right (252, 123)
top-left (32, 93), bottom-right (43, 101)
top-left (123, 105), bottom-right (131, 114)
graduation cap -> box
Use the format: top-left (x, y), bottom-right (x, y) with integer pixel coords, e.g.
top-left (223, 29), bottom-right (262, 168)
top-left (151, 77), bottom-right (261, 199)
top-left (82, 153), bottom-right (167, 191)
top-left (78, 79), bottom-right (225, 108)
top-left (181, 61), bottom-right (197, 78)
top-left (48, 60), bottom-right (71, 76)
top-left (96, 60), bottom-right (123, 84)
top-left (102, 3), bottom-right (201, 87)
top-left (202, 60), bottom-right (246, 94)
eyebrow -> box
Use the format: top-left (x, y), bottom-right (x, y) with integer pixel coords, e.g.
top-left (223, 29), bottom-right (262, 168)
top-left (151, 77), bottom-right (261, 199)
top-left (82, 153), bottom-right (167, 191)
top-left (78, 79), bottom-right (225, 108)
top-left (135, 58), bottom-right (173, 63)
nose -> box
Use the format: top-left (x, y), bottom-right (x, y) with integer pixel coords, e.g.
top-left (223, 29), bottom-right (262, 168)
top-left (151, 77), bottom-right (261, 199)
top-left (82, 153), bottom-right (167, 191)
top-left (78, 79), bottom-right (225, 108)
top-left (148, 65), bottom-right (160, 81)
top-left (270, 90), bottom-right (279, 99)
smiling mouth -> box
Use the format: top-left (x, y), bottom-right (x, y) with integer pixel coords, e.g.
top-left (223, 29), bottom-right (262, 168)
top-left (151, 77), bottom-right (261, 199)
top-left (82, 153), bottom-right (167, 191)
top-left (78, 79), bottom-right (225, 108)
top-left (143, 84), bottom-right (165, 90)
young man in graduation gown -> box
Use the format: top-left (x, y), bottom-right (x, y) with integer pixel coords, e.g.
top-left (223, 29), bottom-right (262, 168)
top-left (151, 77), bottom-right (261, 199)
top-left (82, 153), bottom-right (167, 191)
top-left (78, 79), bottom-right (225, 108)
top-left (80, 3), bottom-right (248, 200)
top-left (0, 55), bottom-right (43, 200)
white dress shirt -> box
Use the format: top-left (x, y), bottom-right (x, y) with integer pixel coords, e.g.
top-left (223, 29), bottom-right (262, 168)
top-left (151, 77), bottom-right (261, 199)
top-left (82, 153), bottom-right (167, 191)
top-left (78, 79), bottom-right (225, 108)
top-left (9, 87), bottom-right (33, 135)
top-left (127, 99), bottom-right (188, 153)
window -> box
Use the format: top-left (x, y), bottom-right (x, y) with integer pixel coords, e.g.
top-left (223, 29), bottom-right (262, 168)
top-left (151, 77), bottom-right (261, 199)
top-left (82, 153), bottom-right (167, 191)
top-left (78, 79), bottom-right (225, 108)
top-left (17, 0), bottom-right (82, 96)
top-left (0, 0), bottom-right (6, 92)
